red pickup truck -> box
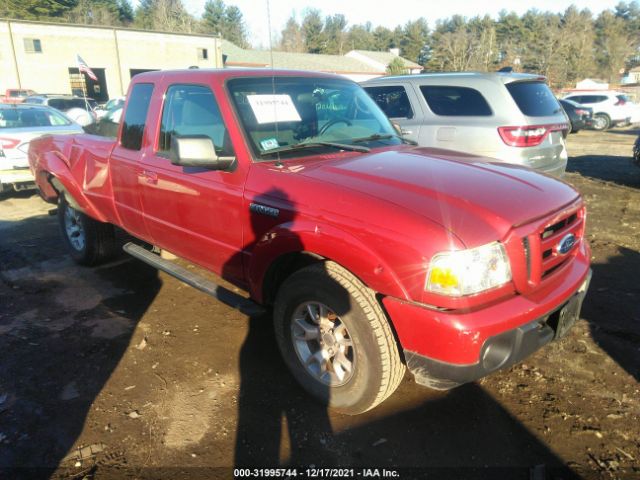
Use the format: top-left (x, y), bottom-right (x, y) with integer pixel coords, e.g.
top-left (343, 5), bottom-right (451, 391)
top-left (29, 69), bottom-right (591, 414)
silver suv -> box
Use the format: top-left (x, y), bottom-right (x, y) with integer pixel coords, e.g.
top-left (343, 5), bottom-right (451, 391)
top-left (362, 73), bottom-right (569, 177)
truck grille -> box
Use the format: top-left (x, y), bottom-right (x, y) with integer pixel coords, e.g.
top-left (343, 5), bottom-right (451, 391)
top-left (515, 205), bottom-right (585, 288)
top-left (539, 212), bottom-right (581, 279)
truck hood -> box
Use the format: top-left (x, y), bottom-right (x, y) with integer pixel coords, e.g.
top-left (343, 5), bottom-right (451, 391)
top-left (300, 147), bottom-right (580, 246)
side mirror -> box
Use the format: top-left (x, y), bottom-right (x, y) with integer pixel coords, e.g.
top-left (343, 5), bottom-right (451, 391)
top-left (391, 121), bottom-right (403, 136)
top-left (169, 135), bottom-right (235, 170)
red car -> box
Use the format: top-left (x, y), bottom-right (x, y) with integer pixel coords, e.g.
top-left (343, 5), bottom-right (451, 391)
top-left (1, 89), bottom-right (37, 104)
top-left (28, 69), bottom-right (591, 414)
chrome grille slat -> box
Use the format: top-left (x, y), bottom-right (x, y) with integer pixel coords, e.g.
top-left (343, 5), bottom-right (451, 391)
top-left (538, 210), bottom-right (583, 279)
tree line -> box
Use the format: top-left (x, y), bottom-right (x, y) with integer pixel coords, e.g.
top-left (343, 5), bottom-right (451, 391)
top-left (1, 0), bottom-right (639, 87)
top-left (0, 0), bottom-right (249, 47)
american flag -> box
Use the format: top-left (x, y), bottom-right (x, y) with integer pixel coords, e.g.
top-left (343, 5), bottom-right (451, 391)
top-left (76, 54), bottom-right (98, 81)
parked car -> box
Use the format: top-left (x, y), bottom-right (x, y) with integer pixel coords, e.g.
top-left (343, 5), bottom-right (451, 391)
top-left (627, 100), bottom-right (640, 125)
top-left (24, 95), bottom-right (97, 126)
top-left (0, 89), bottom-right (37, 104)
top-left (0, 104), bottom-right (83, 193)
top-left (562, 91), bottom-right (632, 130)
top-left (24, 94), bottom-right (98, 110)
top-left (94, 96), bottom-right (125, 119)
top-left (29, 69), bottom-right (591, 414)
top-left (559, 99), bottom-right (593, 133)
top-left (633, 133), bottom-right (640, 167)
top-left (85, 105), bottom-right (122, 138)
top-left (362, 72), bottom-right (569, 177)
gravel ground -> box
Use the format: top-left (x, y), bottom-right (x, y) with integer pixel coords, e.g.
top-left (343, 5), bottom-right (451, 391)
top-left (0, 128), bottom-right (638, 480)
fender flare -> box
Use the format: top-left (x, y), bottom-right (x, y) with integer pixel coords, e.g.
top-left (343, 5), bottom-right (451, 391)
top-left (248, 220), bottom-right (409, 303)
top-left (44, 153), bottom-right (108, 223)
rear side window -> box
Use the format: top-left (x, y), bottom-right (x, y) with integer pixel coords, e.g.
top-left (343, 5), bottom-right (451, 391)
top-left (420, 86), bottom-right (492, 116)
top-left (363, 85), bottom-right (414, 119)
top-left (121, 83), bottom-right (154, 150)
top-left (158, 84), bottom-right (234, 156)
top-left (506, 81), bottom-right (561, 117)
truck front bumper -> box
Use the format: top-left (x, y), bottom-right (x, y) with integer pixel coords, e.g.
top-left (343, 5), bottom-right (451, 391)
top-left (382, 251), bottom-right (592, 390)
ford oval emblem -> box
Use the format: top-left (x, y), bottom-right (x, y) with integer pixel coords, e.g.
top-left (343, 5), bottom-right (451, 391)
top-left (557, 233), bottom-right (576, 255)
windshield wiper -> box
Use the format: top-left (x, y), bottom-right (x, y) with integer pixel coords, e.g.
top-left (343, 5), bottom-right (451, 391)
top-left (352, 133), bottom-right (418, 146)
top-left (259, 141), bottom-right (370, 157)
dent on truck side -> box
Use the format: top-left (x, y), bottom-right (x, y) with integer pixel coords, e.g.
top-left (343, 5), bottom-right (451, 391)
top-left (31, 138), bottom-right (108, 222)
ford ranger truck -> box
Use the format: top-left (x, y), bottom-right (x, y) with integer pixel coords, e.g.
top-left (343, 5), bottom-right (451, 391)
top-left (28, 69), bottom-right (592, 414)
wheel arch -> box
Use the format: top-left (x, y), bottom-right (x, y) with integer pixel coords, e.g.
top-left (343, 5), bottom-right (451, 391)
top-left (250, 221), bottom-right (409, 305)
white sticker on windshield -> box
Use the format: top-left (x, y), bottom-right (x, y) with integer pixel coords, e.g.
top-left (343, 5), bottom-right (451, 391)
top-left (260, 137), bottom-right (280, 150)
top-left (247, 94), bottom-right (302, 124)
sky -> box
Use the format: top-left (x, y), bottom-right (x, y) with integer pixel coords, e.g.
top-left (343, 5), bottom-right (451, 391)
top-left (134, 0), bottom-right (624, 48)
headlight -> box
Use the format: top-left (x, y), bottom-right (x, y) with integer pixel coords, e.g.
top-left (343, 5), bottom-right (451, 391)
top-left (426, 242), bottom-right (512, 297)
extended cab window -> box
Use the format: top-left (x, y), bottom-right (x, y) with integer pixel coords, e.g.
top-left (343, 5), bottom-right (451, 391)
top-left (420, 86), bottom-right (492, 116)
top-left (363, 85), bottom-right (414, 119)
top-left (158, 84), bottom-right (234, 156)
top-left (121, 83), bottom-right (154, 150)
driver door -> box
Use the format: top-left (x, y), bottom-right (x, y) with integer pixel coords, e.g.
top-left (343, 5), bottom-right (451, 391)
top-left (138, 83), bottom-right (246, 281)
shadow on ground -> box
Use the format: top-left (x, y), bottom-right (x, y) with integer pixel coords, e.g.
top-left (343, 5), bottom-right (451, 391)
top-left (581, 246), bottom-right (640, 383)
top-left (230, 311), bottom-right (585, 479)
top-left (0, 212), bottom-right (162, 478)
top-left (567, 155), bottom-right (640, 187)
top-left (602, 128), bottom-right (640, 137)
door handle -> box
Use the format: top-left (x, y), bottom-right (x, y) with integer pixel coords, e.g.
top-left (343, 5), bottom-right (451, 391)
top-left (142, 170), bottom-right (158, 185)
top-left (401, 129), bottom-right (413, 135)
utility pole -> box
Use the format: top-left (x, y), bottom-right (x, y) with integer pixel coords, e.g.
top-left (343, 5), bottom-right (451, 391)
top-left (113, 28), bottom-right (125, 96)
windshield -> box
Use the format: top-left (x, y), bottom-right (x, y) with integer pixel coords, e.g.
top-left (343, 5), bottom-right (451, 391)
top-left (0, 107), bottom-right (72, 128)
top-left (228, 76), bottom-right (402, 159)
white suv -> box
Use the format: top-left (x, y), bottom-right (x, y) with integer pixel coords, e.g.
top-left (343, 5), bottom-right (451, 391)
top-left (562, 91), bottom-right (632, 130)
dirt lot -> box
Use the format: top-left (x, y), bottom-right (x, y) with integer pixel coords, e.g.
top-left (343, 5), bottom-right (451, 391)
top-left (0, 129), bottom-right (639, 479)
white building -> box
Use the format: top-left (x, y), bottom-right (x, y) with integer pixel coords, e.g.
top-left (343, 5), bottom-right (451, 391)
top-left (0, 19), bottom-right (223, 101)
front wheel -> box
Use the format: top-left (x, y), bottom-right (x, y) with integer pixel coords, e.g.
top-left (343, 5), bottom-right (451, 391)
top-left (58, 196), bottom-right (116, 265)
top-left (273, 261), bottom-right (405, 415)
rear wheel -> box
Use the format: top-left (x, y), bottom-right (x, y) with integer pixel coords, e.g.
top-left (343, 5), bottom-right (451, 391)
top-left (58, 196), bottom-right (116, 265)
top-left (592, 113), bottom-right (610, 131)
top-left (273, 261), bottom-right (405, 415)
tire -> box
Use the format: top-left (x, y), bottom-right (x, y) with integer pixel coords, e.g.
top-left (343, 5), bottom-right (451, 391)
top-left (273, 261), bottom-right (405, 415)
top-left (58, 195), bottom-right (116, 266)
top-left (592, 113), bottom-right (610, 131)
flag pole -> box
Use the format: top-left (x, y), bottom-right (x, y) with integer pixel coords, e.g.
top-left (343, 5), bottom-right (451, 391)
top-left (76, 54), bottom-right (94, 120)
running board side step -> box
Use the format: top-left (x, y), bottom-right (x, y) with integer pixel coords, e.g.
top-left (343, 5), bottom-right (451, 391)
top-left (123, 242), bottom-right (265, 317)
